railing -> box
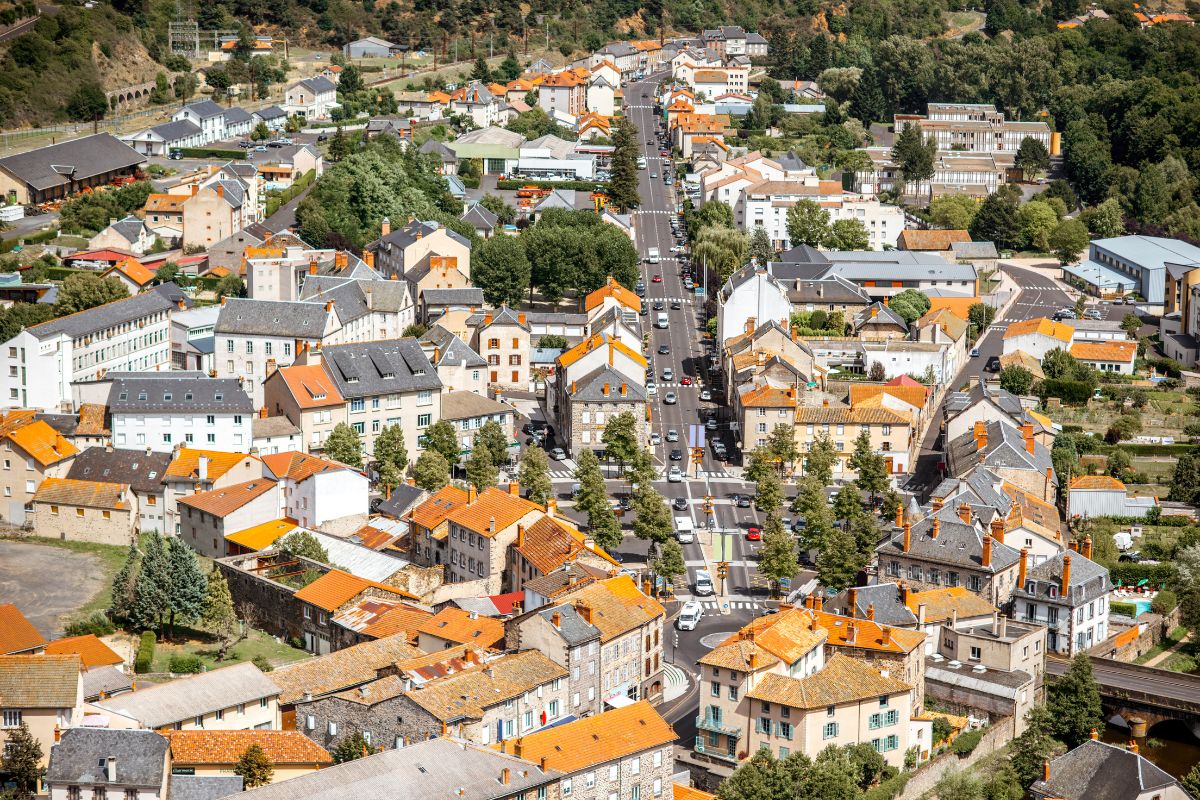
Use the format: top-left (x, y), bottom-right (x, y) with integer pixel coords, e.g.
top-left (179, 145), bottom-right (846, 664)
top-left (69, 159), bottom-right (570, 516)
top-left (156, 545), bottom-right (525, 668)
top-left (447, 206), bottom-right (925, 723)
top-left (695, 713), bottom-right (741, 737)
top-left (694, 737), bottom-right (739, 763)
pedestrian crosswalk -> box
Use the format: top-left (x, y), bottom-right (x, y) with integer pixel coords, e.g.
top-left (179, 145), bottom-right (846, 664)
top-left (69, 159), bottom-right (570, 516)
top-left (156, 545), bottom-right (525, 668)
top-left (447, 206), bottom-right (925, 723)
top-left (697, 600), bottom-right (762, 611)
top-left (547, 468), bottom-right (738, 481)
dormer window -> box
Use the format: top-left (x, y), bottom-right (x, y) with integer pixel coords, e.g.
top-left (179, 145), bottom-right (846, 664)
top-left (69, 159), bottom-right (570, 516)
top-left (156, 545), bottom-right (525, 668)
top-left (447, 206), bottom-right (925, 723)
top-left (1048, 586), bottom-right (1058, 598)
top-left (118, 392), bottom-right (128, 401)
top-left (214, 393), bottom-right (223, 401)
top-left (137, 392), bottom-right (147, 401)
top-left (163, 393), bottom-right (172, 401)
top-left (185, 393), bottom-right (193, 401)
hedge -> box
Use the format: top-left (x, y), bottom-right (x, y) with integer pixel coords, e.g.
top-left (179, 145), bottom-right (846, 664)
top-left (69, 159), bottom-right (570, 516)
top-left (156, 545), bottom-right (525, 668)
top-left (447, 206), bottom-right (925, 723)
top-left (1115, 443), bottom-right (1197, 457)
top-left (168, 653), bottom-right (203, 673)
top-left (496, 179), bottom-right (604, 192)
top-left (951, 728), bottom-right (985, 756)
top-left (863, 772), bottom-right (910, 800)
top-left (134, 631), bottom-right (156, 674)
top-left (1111, 600), bottom-right (1138, 617)
top-left (1038, 379), bottom-right (1096, 404)
top-left (265, 169), bottom-right (317, 217)
top-left (46, 266), bottom-right (88, 281)
top-left (1108, 561), bottom-right (1176, 586)
top-left (0, 227), bottom-right (59, 253)
top-left (176, 147), bottom-right (247, 159)
top-left (1089, 513), bottom-right (1192, 527)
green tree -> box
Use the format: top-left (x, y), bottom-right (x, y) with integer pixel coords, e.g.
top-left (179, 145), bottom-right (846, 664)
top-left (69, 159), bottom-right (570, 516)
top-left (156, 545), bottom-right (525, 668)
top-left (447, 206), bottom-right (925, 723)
top-left (607, 116), bottom-right (641, 211)
top-left (163, 537), bottom-right (207, 639)
top-left (155, 261), bottom-right (180, 285)
top-left (1182, 764), bottom-right (1200, 800)
top-left (479, 194), bottom-right (517, 226)
top-left (518, 446), bottom-right (553, 506)
top-left (131, 532), bottom-right (170, 633)
top-left (1041, 347), bottom-right (1081, 380)
top-left (53, 273), bottom-right (129, 316)
top-left (109, 541), bottom-right (139, 622)
top-left (1018, 200), bottom-right (1059, 251)
top-left (628, 447), bottom-right (657, 497)
top-left (1121, 313), bottom-right (1142, 337)
top-left (602, 412), bottom-right (640, 473)
top-left (1009, 705), bottom-right (1056, 787)
top-left (930, 195), bottom-right (980, 230)
top-left (466, 441), bottom-right (499, 490)
top-left (758, 514), bottom-right (798, 595)
top-left (1046, 653), bottom-right (1103, 747)
top-left (653, 539), bottom-right (686, 588)
top-left (1081, 198), bottom-right (1125, 238)
top-left (748, 226), bottom-right (775, 264)
top-left (999, 364), bottom-right (1034, 394)
top-left (632, 486), bottom-right (673, 548)
top-left (1173, 544), bottom-right (1200, 631)
top-left (816, 524), bottom-right (867, 590)
top-left (850, 430), bottom-right (890, 500)
top-left (933, 770), bottom-right (984, 800)
top-left (805, 433), bottom-right (838, 485)
top-left (378, 461), bottom-right (402, 494)
top-left (251, 120), bottom-right (270, 141)
top-left (331, 731), bottom-right (376, 764)
top-left (892, 122), bottom-right (937, 202)
top-left (1132, 163), bottom-right (1170, 224)
top-left (765, 424), bottom-right (798, 472)
top-left (323, 423), bottom-right (364, 468)
top-left (786, 199), bottom-right (830, 247)
top-left (423, 419), bottom-right (461, 464)
top-left (279, 530), bottom-right (330, 563)
top-left (755, 468), bottom-right (784, 515)
top-left (374, 424), bottom-right (408, 472)
top-left (200, 566), bottom-right (239, 659)
top-left (0, 721), bottom-right (42, 797)
top-left (215, 273), bottom-right (246, 299)
top-left (691, 224), bottom-right (748, 281)
top-left (537, 334), bottom-right (568, 350)
top-left (1049, 218), bottom-right (1090, 265)
top-left (476, 420), bottom-right (510, 468)
top-left (338, 64), bottom-right (365, 93)
top-left (968, 302), bottom-right (996, 333)
top-left (590, 504), bottom-right (624, 552)
top-left (328, 126), bottom-right (351, 162)
top-left (1014, 136), bottom-right (1051, 181)
top-left (970, 190), bottom-right (1022, 250)
top-left (824, 219), bottom-right (870, 251)
top-left (471, 56), bottom-right (491, 82)
top-left (832, 485), bottom-right (863, 523)
top-left (412, 449), bottom-right (451, 491)
top-left (473, 235), bottom-right (531, 307)
top-left (572, 449), bottom-right (608, 519)
top-left (66, 82), bottom-right (109, 127)
top-left (888, 289), bottom-right (931, 324)
top-left (234, 744), bottom-right (275, 789)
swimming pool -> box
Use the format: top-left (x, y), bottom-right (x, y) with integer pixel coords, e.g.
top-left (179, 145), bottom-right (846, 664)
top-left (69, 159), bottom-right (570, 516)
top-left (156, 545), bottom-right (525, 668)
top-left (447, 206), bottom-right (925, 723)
top-left (1130, 598), bottom-right (1152, 616)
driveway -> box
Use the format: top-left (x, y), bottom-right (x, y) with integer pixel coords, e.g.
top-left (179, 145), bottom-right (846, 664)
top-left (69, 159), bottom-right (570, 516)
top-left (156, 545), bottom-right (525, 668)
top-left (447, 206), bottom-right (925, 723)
top-left (0, 539), bottom-right (104, 638)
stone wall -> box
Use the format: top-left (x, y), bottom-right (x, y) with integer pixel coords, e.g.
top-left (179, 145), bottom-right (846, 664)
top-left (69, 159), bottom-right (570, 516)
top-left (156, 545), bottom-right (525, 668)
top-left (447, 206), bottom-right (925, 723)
top-left (1089, 605), bottom-right (1182, 662)
top-left (895, 716), bottom-right (1016, 800)
top-left (215, 550), bottom-right (328, 643)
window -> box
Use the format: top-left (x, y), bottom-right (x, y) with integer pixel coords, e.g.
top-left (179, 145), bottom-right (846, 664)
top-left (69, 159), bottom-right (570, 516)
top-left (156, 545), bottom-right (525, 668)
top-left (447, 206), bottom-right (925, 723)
top-left (631, 787), bottom-right (641, 800)
top-left (245, 341), bottom-right (254, 354)
top-left (630, 757), bottom-right (640, 775)
top-left (351, 398), bottom-right (365, 412)
top-left (711, 682), bottom-right (720, 697)
top-left (67, 789), bottom-right (81, 800)
top-left (609, 765), bottom-right (619, 782)
top-left (417, 414), bottom-right (432, 427)
top-left (778, 721), bottom-right (792, 740)
top-left (563, 779), bottom-right (573, 797)
top-left (728, 684), bottom-right (738, 700)
top-left (885, 710), bottom-right (898, 726)
top-left (1, 710), bottom-right (21, 728)
top-left (869, 713), bottom-right (882, 730)
top-left (823, 722), bottom-right (838, 739)
top-left (226, 340), bottom-right (234, 353)
top-left (585, 773), bottom-right (596, 789)
top-left (969, 646), bottom-right (981, 661)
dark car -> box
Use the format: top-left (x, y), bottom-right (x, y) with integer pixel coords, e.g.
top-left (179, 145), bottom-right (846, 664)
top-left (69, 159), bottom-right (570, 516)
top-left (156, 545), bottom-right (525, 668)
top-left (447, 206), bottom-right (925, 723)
top-left (672, 497), bottom-right (688, 511)
top-left (985, 355), bottom-right (1002, 372)
top-left (653, 302), bottom-right (665, 310)
top-left (658, 344), bottom-right (670, 355)
top-left (670, 448), bottom-right (683, 461)
top-left (735, 494), bottom-right (751, 508)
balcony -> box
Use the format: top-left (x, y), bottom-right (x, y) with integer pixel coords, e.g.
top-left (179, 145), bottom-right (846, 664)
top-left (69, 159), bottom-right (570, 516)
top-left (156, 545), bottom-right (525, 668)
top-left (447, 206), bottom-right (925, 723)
top-left (694, 737), bottom-right (740, 763)
top-left (695, 713), bottom-right (741, 738)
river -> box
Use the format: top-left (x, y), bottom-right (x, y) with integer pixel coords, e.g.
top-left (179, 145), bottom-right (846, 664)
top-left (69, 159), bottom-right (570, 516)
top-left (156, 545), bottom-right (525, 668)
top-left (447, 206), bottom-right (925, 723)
top-left (1102, 720), bottom-right (1200, 779)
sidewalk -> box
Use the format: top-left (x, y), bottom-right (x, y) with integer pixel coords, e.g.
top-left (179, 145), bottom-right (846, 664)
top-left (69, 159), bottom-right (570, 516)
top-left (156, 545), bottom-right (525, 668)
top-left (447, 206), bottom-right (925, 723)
top-left (1144, 630), bottom-right (1193, 668)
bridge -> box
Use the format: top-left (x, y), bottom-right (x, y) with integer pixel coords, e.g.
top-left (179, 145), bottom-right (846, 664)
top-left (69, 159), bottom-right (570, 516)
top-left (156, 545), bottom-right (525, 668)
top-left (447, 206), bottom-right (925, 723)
top-left (1046, 656), bottom-right (1200, 739)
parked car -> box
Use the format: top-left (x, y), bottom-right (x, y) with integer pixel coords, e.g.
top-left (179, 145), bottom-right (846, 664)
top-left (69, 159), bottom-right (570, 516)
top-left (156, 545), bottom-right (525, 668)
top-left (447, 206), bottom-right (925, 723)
top-left (699, 389), bottom-right (713, 401)
top-left (985, 355), bottom-right (1002, 372)
top-left (550, 447), bottom-right (567, 460)
top-left (650, 432), bottom-right (662, 446)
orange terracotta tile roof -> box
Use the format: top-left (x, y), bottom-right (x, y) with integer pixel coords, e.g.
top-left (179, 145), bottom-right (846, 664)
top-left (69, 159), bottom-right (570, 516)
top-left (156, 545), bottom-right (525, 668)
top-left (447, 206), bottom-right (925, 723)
top-left (848, 383), bottom-right (929, 411)
top-left (795, 405), bottom-right (910, 425)
top-left (740, 383), bottom-right (797, 408)
top-left (903, 587), bottom-right (996, 623)
top-left (1069, 475), bottom-right (1127, 490)
top-left (6, 420), bottom-right (78, 466)
top-left (559, 575), bottom-right (663, 643)
top-left (916, 307), bottom-right (969, 342)
top-left (515, 515), bottom-right (618, 575)
top-left (897, 229), bottom-right (971, 251)
top-left (164, 730), bottom-right (332, 766)
top-left (1003, 317), bottom-right (1073, 342)
top-left (745, 654), bottom-right (913, 709)
top-left (416, 608), bottom-right (505, 648)
top-left (262, 451), bottom-right (356, 483)
top-left (0, 604), bottom-right (47, 655)
top-left (225, 518), bottom-right (297, 551)
top-left (274, 364), bottom-right (344, 409)
top-left (1069, 340), bottom-right (1137, 363)
top-left (674, 786), bottom-right (716, 800)
top-left (584, 276), bottom-right (641, 313)
top-left (44, 634), bottom-right (122, 669)
top-left (927, 297), bottom-right (982, 320)
top-left (103, 258), bottom-right (155, 287)
top-left (409, 484), bottom-right (469, 530)
top-left (177, 478), bottom-right (276, 518)
top-left (75, 403), bottom-right (109, 436)
top-left (427, 91), bottom-right (451, 103)
top-left (703, 607), bottom-right (827, 670)
top-left (692, 69), bottom-right (730, 83)
top-left (556, 333), bottom-right (648, 370)
top-left (360, 603), bottom-right (435, 639)
top-left (812, 610), bottom-right (925, 654)
top-left (293, 569), bottom-right (417, 612)
top-left (495, 701), bottom-right (674, 772)
top-left (164, 448), bottom-right (259, 481)
top-left (542, 71), bottom-right (586, 87)
top-left (33, 477), bottom-right (130, 510)
top-left (143, 193), bottom-right (187, 214)
top-left (1002, 481), bottom-right (1062, 540)
top-left (446, 486), bottom-right (540, 537)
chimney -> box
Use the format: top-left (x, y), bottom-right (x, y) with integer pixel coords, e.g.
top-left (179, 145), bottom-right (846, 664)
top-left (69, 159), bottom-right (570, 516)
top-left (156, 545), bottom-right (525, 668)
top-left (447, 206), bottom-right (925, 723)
top-left (551, 611), bottom-right (561, 628)
top-left (547, 498), bottom-right (557, 517)
top-left (814, 594), bottom-right (823, 611)
top-left (744, 316), bottom-right (756, 336)
top-left (990, 517), bottom-right (1005, 545)
top-left (1042, 760), bottom-right (1051, 783)
top-left (902, 522), bottom-right (912, 553)
top-left (976, 426), bottom-right (988, 452)
top-left (1090, 729), bottom-right (1099, 741)
top-left (539, 756), bottom-right (548, 772)
top-left (1068, 540), bottom-right (1078, 553)
top-left (216, 184), bottom-right (224, 198)
top-left (847, 588), bottom-right (858, 617)
top-left (748, 649), bottom-right (759, 669)
top-left (198, 455), bottom-right (208, 482)
top-left (575, 602), bottom-right (592, 624)
top-left (895, 504), bottom-right (904, 528)
top-left (866, 604), bottom-right (875, 622)
top-left (1022, 422), bottom-right (1035, 454)
top-left (381, 217), bottom-right (391, 236)
top-left (308, 258), bottom-right (318, 275)
top-left (325, 300), bottom-right (334, 313)
top-left (416, 228), bottom-right (423, 239)
top-left (509, 481), bottom-right (520, 497)
top-left (501, 768), bottom-right (511, 785)
top-left (516, 524), bottom-right (525, 548)
top-left (871, 306), bottom-right (878, 318)
top-left (982, 534), bottom-right (992, 568)
top-left (958, 503), bottom-right (972, 525)
top-left (1083, 536), bottom-right (1094, 560)
top-left (176, 298), bottom-right (186, 310)
top-left (106, 757), bottom-right (116, 783)
top-left (846, 620), bottom-right (856, 644)
top-left (951, 608), bottom-right (958, 628)
top-left (931, 517), bottom-right (940, 539)
top-left (932, 498), bottom-right (944, 512)
top-left (1018, 547), bottom-right (1029, 588)
top-left (881, 626), bottom-right (891, 645)
top-left (804, 595), bottom-right (814, 609)
top-left (991, 611), bottom-right (1000, 637)
top-left (518, 312), bottom-right (527, 326)
top-left (900, 582), bottom-right (911, 608)
top-left (1000, 615), bottom-right (1007, 638)
top-left (1045, 467), bottom-right (1053, 497)
top-left (468, 484), bottom-right (477, 503)
top-left (488, 516), bottom-right (496, 533)
top-left (1061, 554), bottom-right (1072, 595)
top-left (791, 325), bottom-right (799, 343)
top-left (364, 249), bottom-right (375, 269)
top-left (570, 380), bottom-right (577, 395)
top-left (917, 603), bottom-right (926, 626)
top-left (484, 312), bottom-right (494, 326)
top-left (191, 183), bottom-right (199, 196)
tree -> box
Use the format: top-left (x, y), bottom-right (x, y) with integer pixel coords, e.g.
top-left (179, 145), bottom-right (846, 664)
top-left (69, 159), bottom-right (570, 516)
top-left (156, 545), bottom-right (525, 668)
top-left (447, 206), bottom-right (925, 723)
top-left (0, 721), bottom-right (42, 797)
top-left (473, 236), bottom-right (531, 307)
top-left (323, 423), bottom-right (364, 468)
top-left (252, 120), bottom-right (271, 141)
top-left (423, 419), bottom-right (461, 464)
top-left (824, 219), bottom-right (870, 251)
top-left (163, 537), bottom-right (207, 639)
top-left (765, 424), bottom-right (797, 472)
top-left (929, 195), bottom-right (980, 230)
top-left (537, 334), bottom-right (568, 350)
top-left (1014, 136), bottom-right (1051, 181)
top-left (628, 447), bottom-right (657, 497)
top-left (200, 566), bottom-right (240, 659)
top-left (110, 541), bottom-right (139, 622)
top-left (518, 446), bottom-right (553, 505)
top-left (850, 430), bottom-right (890, 500)
top-left (131, 532), bottom-right (170, 633)
top-left (1047, 653), bottom-right (1103, 747)
top-left (476, 420), bottom-right (510, 468)
top-left (632, 487), bottom-right (673, 548)
top-left (1049, 218), bottom-right (1089, 265)
top-left (1081, 198), bottom-right (1125, 238)
top-left (607, 117), bottom-right (641, 211)
top-left (888, 289), bottom-right (931, 324)
top-left (892, 122), bottom-right (936, 201)
top-left (331, 731), bottom-right (376, 764)
top-left (155, 261), bottom-right (180, 285)
top-left (1132, 163), bottom-right (1170, 224)
top-left (328, 126), bottom-right (351, 162)
top-left (234, 744), bottom-right (275, 789)
top-left (53, 273), bottom-right (129, 316)
top-left (868, 361), bottom-right (886, 382)
top-left (970, 191), bottom-right (1022, 251)
top-left (691, 225), bottom-right (748, 281)
top-left (1121, 313), bottom-right (1142, 338)
top-left (786, 199), bottom-right (830, 247)
top-left (602, 412), bottom-right (640, 473)
top-left (378, 461), bottom-right (402, 494)
top-left (374, 424), bottom-right (408, 472)
top-left (758, 514), bottom-right (798, 595)
top-left (402, 323), bottom-right (427, 338)
top-left (1018, 200), bottom-right (1059, 252)
top-left (205, 68), bottom-right (233, 102)
top-left (590, 504), bottom-right (624, 552)
top-left (466, 441), bottom-right (499, 490)
top-left (572, 449), bottom-right (608, 520)
top-left (805, 433), bottom-right (838, 485)
top-left (1009, 705), bottom-right (1056, 787)
top-left (1174, 544), bottom-right (1200, 632)
top-left (215, 273), bottom-right (246, 299)
top-left (999, 364), bottom-right (1034, 395)
top-left (748, 226), bottom-right (774, 264)
top-left (817, 524), bottom-right (867, 590)
top-left (279, 530), bottom-right (330, 564)
top-left (654, 539), bottom-right (686, 589)
top-left (66, 82), bottom-right (109, 128)
top-left (412, 449), bottom-right (451, 491)
top-left (479, 194), bottom-right (517, 226)
top-left (933, 770), bottom-right (984, 800)
top-left (832, 485), bottom-right (864, 523)
top-left (968, 302), bottom-right (996, 334)
top-left (1183, 764), bottom-right (1200, 800)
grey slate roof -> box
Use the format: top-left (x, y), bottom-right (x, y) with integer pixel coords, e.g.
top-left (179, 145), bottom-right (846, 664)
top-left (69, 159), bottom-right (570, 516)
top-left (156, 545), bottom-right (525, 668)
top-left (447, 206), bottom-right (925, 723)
top-left (1012, 550), bottom-right (1111, 607)
top-left (467, 306), bottom-right (530, 331)
top-left (108, 375), bottom-right (253, 414)
top-left (80, 664), bottom-right (134, 701)
top-left (254, 105), bottom-right (287, 121)
top-left (181, 100), bottom-right (226, 120)
top-left (1029, 739), bottom-right (1179, 800)
top-left (827, 583), bottom-right (917, 627)
top-left (170, 775), bottom-right (244, 800)
top-left (950, 241), bottom-right (998, 259)
top-left (297, 76), bottom-right (337, 94)
top-left (216, 297), bottom-right (329, 338)
top-left (855, 302), bottom-right (908, 330)
top-left (947, 419), bottom-right (1056, 483)
top-left (374, 482), bottom-right (425, 519)
top-left (147, 119), bottom-right (201, 141)
top-left (0, 134), bottom-right (145, 192)
top-left (571, 364), bottom-right (647, 402)
top-left (925, 660), bottom-right (1032, 697)
top-left (461, 203), bottom-right (499, 231)
top-left (301, 276), bottom-right (371, 325)
top-left (421, 325), bottom-right (487, 369)
top-left (419, 138), bottom-right (458, 162)
top-left (788, 274), bottom-right (869, 305)
top-left (222, 107), bottom-right (253, 125)
top-left (440, 390), bottom-right (512, 421)
top-left (68, 447), bottom-right (171, 496)
top-left (230, 738), bottom-right (562, 800)
top-left (422, 287), bottom-right (485, 306)
top-left (27, 285), bottom-right (176, 340)
top-left (92, 662), bottom-right (279, 729)
top-left (47, 728), bottom-right (169, 787)
top-left (321, 338), bottom-right (442, 399)
top-left (877, 508), bottom-right (1021, 573)
top-left (537, 602), bottom-right (601, 646)
top-left (254, 415), bottom-right (300, 439)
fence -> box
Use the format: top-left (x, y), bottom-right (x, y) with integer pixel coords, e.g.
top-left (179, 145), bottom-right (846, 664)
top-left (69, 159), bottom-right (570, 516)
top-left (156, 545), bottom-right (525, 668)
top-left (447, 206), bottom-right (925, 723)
top-left (895, 716), bottom-right (1016, 800)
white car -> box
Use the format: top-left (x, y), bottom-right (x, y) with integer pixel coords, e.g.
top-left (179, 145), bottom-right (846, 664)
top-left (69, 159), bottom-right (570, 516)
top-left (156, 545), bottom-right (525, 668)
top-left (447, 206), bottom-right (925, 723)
top-left (694, 570), bottom-right (715, 596)
top-left (677, 601), bottom-right (703, 630)
top-left (668, 466), bottom-right (683, 482)
top-left (647, 383), bottom-right (658, 396)
top-left (664, 391), bottom-right (677, 405)
top-left (650, 432), bottom-right (662, 446)
top-left (550, 448), bottom-right (567, 461)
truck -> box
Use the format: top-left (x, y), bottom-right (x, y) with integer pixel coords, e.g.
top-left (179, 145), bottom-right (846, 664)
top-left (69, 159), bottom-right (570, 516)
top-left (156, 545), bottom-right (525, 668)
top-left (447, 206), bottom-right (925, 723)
top-left (647, 247), bottom-right (660, 264)
top-left (675, 516), bottom-right (695, 544)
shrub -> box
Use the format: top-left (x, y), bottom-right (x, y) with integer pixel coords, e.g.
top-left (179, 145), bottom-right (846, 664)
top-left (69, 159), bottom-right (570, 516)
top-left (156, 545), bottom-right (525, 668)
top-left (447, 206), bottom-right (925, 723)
top-left (63, 611), bottom-right (115, 637)
top-left (1109, 562), bottom-right (1176, 586)
top-left (863, 771), bottom-right (911, 800)
top-left (134, 631), bottom-right (156, 674)
top-left (1110, 600), bottom-right (1138, 617)
top-left (251, 654), bottom-right (274, 672)
top-left (1151, 589), bottom-right (1178, 615)
top-left (168, 653), bottom-right (203, 673)
top-left (496, 179), bottom-right (604, 192)
top-left (951, 728), bottom-right (985, 756)
top-left (176, 147), bottom-right (247, 159)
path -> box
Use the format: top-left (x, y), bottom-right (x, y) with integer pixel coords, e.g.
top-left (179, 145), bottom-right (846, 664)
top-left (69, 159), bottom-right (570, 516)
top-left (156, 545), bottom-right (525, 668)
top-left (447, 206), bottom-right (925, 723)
top-left (1144, 630), bottom-right (1194, 668)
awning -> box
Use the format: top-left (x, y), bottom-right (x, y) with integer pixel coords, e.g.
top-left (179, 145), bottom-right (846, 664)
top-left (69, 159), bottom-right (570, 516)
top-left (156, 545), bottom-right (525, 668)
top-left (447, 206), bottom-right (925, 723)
top-left (604, 694), bottom-right (637, 709)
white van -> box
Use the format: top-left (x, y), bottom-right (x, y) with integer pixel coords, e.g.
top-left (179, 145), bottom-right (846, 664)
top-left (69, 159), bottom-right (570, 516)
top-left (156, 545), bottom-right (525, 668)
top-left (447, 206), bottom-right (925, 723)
top-left (656, 313), bottom-right (668, 329)
top-left (694, 570), bottom-right (714, 596)
top-left (647, 247), bottom-right (660, 263)
top-left (675, 515), bottom-right (695, 544)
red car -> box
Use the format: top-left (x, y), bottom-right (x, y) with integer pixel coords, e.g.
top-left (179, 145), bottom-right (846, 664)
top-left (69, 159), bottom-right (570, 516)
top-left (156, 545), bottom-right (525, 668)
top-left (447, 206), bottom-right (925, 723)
top-left (745, 527), bottom-right (761, 541)
top-left (652, 274), bottom-right (663, 283)
top-left (660, 150), bottom-right (669, 156)
top-left (680, 376), bottom-right (693, 385)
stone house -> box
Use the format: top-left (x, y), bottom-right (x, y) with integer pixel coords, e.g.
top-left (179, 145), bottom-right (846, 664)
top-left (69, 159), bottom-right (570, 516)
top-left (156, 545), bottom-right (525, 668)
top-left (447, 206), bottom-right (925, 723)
top-left (66, 447), bottom-right (170, 533)
top-left (504, 602), bottom-right (603, 718)
top-left (405, 484), bottom-right (470, 570)
top-left (162, 447), bottom-right (264, 536)
top-left (416, 607), bottom-right (506, 651)
top-left (91, 662), bottom-right (281, 731)
top-left (178, 478), bottom-right (282, 559)
top-left (0, 414), bottom-right (78, 526)
top-left (0, 655), bottom-right (84, 771)
top-left (442, 485), bottom-right (544, 593)
top-left (29, 477), bottom-right (139, 546)
top-left (293, 568), bottom-right (423, 656)
top-left (509, 515), bottom-right (618, 595)
top-left (469, 306), bottom-right (533, 392)
top-left (946, 420), bottom-right (1058, 504)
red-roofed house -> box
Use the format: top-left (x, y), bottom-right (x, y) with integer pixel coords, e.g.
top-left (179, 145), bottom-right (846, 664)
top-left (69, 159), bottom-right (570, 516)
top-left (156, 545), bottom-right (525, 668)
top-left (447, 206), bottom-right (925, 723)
top-left (262, 451), bottom-right (368, 533)
top-left (263, 362), bottom-right (346, 454)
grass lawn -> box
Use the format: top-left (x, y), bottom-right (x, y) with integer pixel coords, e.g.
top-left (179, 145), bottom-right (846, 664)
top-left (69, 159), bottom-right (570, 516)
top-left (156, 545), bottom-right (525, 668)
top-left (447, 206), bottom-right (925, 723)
top-left (149, 626), bottom-right (309, 673)
top-left (20, 536), bottom-right (129, 621)
top-left (1134, 625), bottom-right (1189, 665)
